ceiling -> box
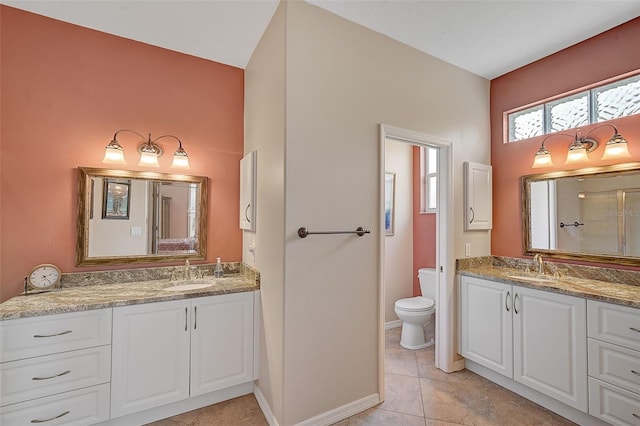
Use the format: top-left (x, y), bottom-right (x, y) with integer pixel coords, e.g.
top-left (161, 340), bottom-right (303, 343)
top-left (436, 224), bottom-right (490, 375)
top-left (3, 0), bottom-right (640, 79)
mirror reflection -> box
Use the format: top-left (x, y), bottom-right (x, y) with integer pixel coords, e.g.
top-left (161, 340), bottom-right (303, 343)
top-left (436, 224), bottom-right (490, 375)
top-left (77, 168), bottom-right (207, 266)
top-left (522, 163), bottom-right (640, 265)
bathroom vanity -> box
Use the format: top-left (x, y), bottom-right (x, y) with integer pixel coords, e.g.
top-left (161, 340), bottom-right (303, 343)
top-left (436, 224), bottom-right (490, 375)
top-left (458, 258), bottom-right (640, 426)
top-left (0, 266), bottom-right (260, 426)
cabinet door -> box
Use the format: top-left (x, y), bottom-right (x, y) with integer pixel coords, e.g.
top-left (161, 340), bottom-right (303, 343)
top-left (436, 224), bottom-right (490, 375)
top-left (190, 293), bottom-right (254, 396)
top-left (513, 287), bottom-right (587, 412)
top-left (111, 299), bottom-right (191, 418)
top-left (459, 276), bottom-right (513, 377)
top-left (463, 162), bottom-right (492, 230)
top-left (240, 151), bottom-right (257, 231)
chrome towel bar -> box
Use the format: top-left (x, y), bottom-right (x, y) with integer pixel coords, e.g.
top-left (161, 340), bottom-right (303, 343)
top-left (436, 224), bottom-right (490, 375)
top-left (298, 226), bottom-right (370, 238)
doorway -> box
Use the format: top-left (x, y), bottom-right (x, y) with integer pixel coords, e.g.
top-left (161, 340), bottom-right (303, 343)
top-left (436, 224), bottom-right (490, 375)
top-left (378, 124), bottom-right (457, 400)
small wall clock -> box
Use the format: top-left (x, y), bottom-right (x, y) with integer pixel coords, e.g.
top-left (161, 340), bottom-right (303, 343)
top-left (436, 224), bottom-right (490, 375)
top-left (27, 264), bottom-right (62, 291)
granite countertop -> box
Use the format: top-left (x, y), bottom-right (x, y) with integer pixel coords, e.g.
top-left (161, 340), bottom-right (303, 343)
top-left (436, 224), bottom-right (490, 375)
top-left (0, 274), bottom-right (259, 321)
top-left (458, 264), bottom-right (640, 309)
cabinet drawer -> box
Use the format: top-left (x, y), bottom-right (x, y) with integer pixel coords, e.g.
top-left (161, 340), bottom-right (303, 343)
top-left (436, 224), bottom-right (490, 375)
top-left (589, 377), bottom-right (640, 426)
top-left (588, 300), bottom-right (640, 351)
top-left (0, 345), bottom-right (111, 407)
top-left (1, 309), bottom-right (112, 362)
top-left (0, 383), bottom-right (110, 426)
top-left (589, 338), bottom-right (640, 395)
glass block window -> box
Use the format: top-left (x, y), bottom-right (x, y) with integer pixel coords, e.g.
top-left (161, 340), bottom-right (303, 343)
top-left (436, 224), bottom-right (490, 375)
top-left (507, 73), bottom-right (640, 142)
top-left (594, 75), bottom-right (640, 121)
top-left (509, 106), bottom-right (543, 141)
top-left (545, 91), bottom-right (589, 133)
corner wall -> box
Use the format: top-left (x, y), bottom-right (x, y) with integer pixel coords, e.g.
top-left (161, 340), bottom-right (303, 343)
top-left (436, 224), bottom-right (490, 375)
top-left (491, 17), bottom-right (640, 268)
top-left (243, 2), bottom-right (287, 422)
top-left (282, 1), bottom-right (490, 424)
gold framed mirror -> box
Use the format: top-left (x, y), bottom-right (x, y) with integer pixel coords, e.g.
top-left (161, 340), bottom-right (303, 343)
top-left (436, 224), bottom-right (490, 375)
top-left (76, 167), bottom-right (208, 266)
top-left (522, 162), bottom-right (640, 266)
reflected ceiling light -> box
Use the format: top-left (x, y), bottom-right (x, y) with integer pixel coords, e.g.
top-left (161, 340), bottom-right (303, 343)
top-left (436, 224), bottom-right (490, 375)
top-left (531, 124), bottom-right (630, 168)
top-left (102, 129), bottom-right (190, 169)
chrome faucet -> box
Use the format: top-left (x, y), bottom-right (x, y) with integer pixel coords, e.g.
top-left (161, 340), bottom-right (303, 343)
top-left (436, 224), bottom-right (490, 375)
top-left (533, 254), bottom-right (544, 275)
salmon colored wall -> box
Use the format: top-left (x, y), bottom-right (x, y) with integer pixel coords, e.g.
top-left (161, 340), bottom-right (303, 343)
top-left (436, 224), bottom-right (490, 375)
top-left (0, 6), bottom-right (244, 302)
top-left (491, 17), bottom-right (640, 270)
top-left (412, 147), bottom-right (436, 295)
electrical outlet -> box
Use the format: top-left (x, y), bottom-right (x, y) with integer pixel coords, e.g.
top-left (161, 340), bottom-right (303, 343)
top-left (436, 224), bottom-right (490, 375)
top-left (465, 243), bottom-right (471, 257)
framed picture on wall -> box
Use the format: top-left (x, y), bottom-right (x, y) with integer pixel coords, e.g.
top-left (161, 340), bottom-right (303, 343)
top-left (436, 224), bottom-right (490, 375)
top-left (102, 179), bottom-right (131, 220)
top-left (385, 172), bottom-right (395, 236)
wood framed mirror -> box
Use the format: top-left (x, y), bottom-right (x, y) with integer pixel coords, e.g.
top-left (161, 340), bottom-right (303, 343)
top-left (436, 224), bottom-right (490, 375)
top-left (76, 167), bottom-right (207, 266)
top-left (522, 162), bottom-right (640, 266)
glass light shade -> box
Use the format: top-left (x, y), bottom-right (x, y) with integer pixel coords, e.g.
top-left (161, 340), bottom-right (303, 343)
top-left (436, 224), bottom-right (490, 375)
top-left (171, 148), bottom-right (190, 169)
top-left (532, 147), bottom-right (553, 168)
top-left (103, 139), bottom-right (126, 164)
top-left (138, 150), bottom-right (160, 167)
top-left (565, 146), bottom-right (589, 164)
top-left (601, 134), bottom-right (631, 160)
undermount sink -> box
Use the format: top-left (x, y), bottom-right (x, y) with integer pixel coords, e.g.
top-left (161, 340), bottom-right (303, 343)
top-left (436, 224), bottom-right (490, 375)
top-left (163, 283), bottom-right (213, 291)
top-left (506, 275), bottom-right (556, 283)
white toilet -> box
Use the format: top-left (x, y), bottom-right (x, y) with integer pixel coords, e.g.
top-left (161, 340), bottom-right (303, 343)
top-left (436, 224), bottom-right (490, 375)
top-left (394, 268), bottom-right (436, 350)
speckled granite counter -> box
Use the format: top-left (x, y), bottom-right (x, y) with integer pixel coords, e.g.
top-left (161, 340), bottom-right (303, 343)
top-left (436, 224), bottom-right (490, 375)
top-left (457, 257), bottom-right (640, 308)
top-left (0, 263), bottom-right (260, 320)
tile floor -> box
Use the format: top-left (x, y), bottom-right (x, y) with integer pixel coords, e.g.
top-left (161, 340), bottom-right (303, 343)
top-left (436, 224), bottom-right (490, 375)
top-left (148, 327), bottom-right (575, 425)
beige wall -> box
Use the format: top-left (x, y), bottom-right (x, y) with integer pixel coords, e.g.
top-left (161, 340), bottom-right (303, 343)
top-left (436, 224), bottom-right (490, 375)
top-left (244, 1), bottom-right (286, 422)
top-left (384, 140), bottom-right (414, 323)
top-left (245, 1), bottom-right (491, 424)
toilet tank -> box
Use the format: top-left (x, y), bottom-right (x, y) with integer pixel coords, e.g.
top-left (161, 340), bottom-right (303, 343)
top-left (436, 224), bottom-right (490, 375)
top-left (418, 268), bottom-right (437, 301)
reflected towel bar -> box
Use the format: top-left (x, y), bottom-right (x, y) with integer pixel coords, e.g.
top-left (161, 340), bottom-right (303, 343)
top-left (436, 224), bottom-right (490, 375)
top-left (560, 221), bottom-right (584, 228)
top-left (298, 226), bottom-right (370, 238)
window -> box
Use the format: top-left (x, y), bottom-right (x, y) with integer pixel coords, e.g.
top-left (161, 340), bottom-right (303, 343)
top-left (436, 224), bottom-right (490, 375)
top-left (420, 146), bottom-right (437, 213)
top-left (507, 73), bottom-right (640, 142)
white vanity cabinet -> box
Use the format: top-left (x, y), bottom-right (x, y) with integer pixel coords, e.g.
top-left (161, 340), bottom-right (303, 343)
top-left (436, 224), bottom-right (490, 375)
top-left (587, 300), bottom-right (640, 426)
top-left (111, 292), bottom-right (254, 419)
top-left (0, 309), bottom-right (112, 425)
top-left (459, 275), bottom-right (588, 412)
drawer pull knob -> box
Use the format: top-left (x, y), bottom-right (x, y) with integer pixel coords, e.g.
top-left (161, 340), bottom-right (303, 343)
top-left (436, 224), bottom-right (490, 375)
top-left (633, 413), bottom-right (640, 420)
top-left (31, 410), bottom-right (70, 423)
top-left (33, 330), bottom-right (72, 338)
top-left (630, 327), bottom-right (640, 333)
top-left (632, 370), bottom-right (640, 376)
top-left (32, 370), bottom-right (71, 381)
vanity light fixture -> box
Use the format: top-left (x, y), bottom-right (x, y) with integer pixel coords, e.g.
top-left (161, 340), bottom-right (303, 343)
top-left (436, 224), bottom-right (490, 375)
top-left (531, 124), bottom-right (630, 168)
top-left (102, 129), bottom-right (191, 169)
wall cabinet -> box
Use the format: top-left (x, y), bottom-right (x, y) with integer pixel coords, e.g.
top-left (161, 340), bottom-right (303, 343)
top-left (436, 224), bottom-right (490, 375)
top-left (240, 151), bottom-right (257, 231)
top-left (459, 276), bottom-right (587, 412)
top-left (463, 161), bottom-right (492, 230)
top-left (111, 292), bottom-right (254, 418)
top-left (0, 309), bottom-right (112, 425)
top-left (587, 300), bottom-right (640, 425)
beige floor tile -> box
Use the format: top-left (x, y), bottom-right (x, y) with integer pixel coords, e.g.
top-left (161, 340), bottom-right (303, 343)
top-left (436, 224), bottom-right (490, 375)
top-left (385, 327), bottom-right (402, 348)
top-left (380, 373), bottom-right (425, 417)
top-left (339, 406), bottom-right (427, 425)
top-left (385, 346), bottom-right (419, 377)
top-left (420, 377), bottom-right (501, 425)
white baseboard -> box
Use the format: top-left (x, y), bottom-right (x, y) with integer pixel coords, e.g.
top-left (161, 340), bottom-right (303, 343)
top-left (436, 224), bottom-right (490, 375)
top-left (254, 385), bottom-right (279, 426)
top-left (295, 393), bottom-right (380, 426)
top-left (465, 361), bottom-right (607, 426)
top-left (384, 320), bottom-right (402, 330)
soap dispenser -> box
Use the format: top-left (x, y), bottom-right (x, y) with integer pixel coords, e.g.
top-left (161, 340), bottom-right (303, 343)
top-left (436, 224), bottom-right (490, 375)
top-left (214, 257), bottom-right (224, 278)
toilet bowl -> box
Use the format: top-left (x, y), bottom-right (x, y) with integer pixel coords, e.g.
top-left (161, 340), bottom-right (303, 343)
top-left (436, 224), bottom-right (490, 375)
top-left (394, 268), bottom-right (436, 350)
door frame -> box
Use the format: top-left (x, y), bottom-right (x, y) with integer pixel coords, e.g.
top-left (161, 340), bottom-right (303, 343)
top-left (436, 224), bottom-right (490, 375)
top-left (378, 124), bottom-right (457, 399)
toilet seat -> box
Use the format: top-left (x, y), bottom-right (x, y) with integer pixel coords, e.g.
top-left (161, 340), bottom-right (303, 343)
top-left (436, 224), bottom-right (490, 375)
top-left (395, 296), bottom-right (435, 312)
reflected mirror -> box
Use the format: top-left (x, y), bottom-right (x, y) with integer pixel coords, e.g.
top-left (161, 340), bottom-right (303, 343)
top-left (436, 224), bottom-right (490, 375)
top-left (522, 162), bottom-right (640, 266)
top-left (77, 167), bottom-right (207, 266)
